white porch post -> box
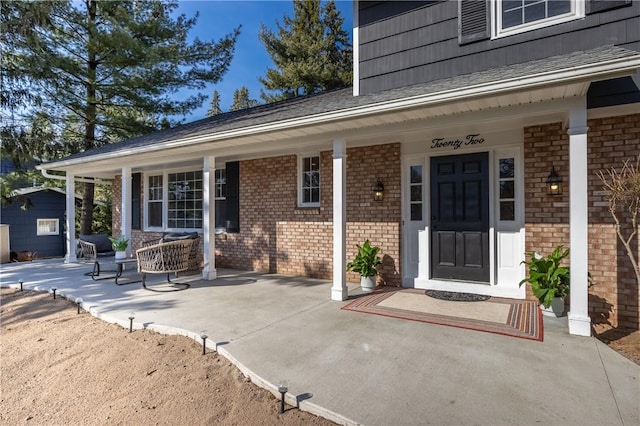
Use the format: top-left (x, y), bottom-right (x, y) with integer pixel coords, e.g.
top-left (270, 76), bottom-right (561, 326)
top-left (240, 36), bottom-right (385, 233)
top-left (202, 155), bottom-right (216, 280)
top-left (568, 97), bottom-right (591, 336)
top-left (121, 167), bottom-right (132, 257)
top-left (65, 173), bottom-right (77, 263)
top-left (332, 139), bottom-right (348, 301)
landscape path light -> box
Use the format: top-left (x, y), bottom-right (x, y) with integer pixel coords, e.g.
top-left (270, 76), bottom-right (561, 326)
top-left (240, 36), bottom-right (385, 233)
top-left (19, 280), bottom-right (23, 291)
top-left (75, 297), bottom-right (83, 314)
top-left (200, 330), bottom-right (208, 355)
top-left (278, 380), bottom-right (288, 414)
top-left (128, 312), bottom-right (135, 333)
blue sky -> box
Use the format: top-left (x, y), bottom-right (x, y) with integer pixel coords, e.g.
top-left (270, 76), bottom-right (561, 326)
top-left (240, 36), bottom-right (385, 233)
top-left (173, 0), bottom-right (353, 121)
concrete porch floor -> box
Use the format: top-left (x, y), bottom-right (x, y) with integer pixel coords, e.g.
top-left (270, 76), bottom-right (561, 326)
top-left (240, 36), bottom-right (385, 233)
top-left (1, 258), bottom-right (638, 426)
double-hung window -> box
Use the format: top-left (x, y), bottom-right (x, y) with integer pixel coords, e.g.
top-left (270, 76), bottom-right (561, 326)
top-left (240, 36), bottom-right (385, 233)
top-left (299, 155), bottom-right (320, 207)
top-left (495, 0), bottom-right (582, 37)
top-left (145, 170), bottom-right (203, 231)
top-left (215, 169), bottom-right (226, 232)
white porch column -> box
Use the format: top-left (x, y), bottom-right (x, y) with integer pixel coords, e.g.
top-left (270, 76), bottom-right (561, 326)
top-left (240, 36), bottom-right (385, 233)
top-left (332, 139), bottom-right (348, 301)
top-left (121, 167), bottom-right (132, 257)
top-left (65, 173), bottom-right (77, 263)
top-left (202, 155), bottom-right (216, 280)
top-left (568, 97), bottom-right (591, 336)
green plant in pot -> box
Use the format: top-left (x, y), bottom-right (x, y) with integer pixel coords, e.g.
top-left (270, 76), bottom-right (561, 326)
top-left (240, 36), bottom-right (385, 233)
top-left (109, 236), bottom-right (129, 259)
top-left (519, 245), bottom-right (570, 317)
top-left (346, 240), bottom-right (382, 292)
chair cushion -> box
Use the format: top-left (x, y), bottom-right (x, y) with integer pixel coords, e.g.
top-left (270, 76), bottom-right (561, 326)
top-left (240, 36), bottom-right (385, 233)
top-left (161, 232), bottom-right (199, 242)
top-left (79, 234), bottom-right (113, 253)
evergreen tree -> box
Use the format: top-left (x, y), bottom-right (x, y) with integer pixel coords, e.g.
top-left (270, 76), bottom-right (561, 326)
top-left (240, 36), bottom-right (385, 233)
top-left (230, 86), bottom-right (259, 111)
top-left (258, 0), bottom-right (351, 102)
top-left (206, 90), bottom-right (223, 117)
top-left (0, 0), bottom-right (240, 234)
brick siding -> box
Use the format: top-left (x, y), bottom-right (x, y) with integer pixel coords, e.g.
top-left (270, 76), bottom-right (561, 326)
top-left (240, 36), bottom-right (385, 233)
top-left (524, 113), bottom-right (640, 328)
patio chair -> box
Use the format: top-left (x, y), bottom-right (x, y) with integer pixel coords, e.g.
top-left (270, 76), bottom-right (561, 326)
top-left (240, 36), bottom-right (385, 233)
top-left (142, 232), bottom-right (202, 276)
top-left (135, 239), bottom-right (196, 289)
top-left (78, 234), bottom-right (116, 278)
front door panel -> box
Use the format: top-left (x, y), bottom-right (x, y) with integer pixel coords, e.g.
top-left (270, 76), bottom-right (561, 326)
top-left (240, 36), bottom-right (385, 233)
top-left (431, 153), bottom-right (489, 282)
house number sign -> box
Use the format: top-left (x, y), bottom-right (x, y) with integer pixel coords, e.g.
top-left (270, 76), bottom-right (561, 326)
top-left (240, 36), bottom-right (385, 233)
top-left (430, 134), bottom-right (485, 150)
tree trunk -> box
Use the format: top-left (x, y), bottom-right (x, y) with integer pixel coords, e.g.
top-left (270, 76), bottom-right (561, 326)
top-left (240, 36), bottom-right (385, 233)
top-left (80, 0), bottom-right (97, 236)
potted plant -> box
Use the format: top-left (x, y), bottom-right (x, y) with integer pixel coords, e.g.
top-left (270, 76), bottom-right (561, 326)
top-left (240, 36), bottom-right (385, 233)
top-left (519, 245), bottom-right (570, 317)
top-left (109, 236), bottom-right (129, 260)
top-left (346, 239), bottom-right (382, 292)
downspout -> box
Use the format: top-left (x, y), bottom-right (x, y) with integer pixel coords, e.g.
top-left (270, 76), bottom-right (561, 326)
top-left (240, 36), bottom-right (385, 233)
top-left (40, 168), bottom-right (113, 185)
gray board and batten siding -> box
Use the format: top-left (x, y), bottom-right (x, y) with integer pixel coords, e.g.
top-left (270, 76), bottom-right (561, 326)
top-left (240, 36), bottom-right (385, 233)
top-left (357, 0), bottom-right (640, 105)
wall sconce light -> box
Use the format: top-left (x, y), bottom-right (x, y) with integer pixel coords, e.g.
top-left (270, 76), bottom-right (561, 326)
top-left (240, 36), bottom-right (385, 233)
top-left (546, 166), bottom-right (563, 196)
top-left (373, 179), bottom-right (384, 201)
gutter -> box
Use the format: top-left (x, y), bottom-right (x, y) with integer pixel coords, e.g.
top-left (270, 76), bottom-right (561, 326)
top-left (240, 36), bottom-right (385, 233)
top-left (40, 53), bottom-right (640, 170)
top-left (39, 168), bottom-right (113, 185)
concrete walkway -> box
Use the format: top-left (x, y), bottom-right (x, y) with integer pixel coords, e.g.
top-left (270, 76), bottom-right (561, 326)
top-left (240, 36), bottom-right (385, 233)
top-left (1, 258), bottom-right (638, 425)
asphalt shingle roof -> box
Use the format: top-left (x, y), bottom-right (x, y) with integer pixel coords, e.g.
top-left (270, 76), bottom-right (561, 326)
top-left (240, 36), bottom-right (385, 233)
top-left (52, 46), bottom-right (639, 164)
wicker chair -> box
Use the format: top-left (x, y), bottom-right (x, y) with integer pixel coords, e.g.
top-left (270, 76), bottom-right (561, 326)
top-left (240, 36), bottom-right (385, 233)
top-left (78, 235), bottom-right (116, 278)
top-left (142, 233), bottom-right (202, 276)
top-left (135, 239), bottom-right (196, 289)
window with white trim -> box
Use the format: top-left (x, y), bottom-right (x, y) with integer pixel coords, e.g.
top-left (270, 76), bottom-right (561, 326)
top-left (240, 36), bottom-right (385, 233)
top-left (299, 155), bottom-right (320, 207)
top-left (495, 0), bottom-right (582, 37)
top-left (215, 169), bottom-right (226, 231)
top-left (37, 219), bottom-right (59, 236)
top-left (145, 170), bottom-right (203, 231)
top-left (498, 158), bottom-right (516, 221)
top-left (147, 174), bottom-right (164, 228)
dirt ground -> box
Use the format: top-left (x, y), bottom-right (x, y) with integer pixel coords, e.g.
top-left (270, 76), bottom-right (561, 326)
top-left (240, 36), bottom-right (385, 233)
top-left (2, 290), bottom-right (639, 426)
top-left (0, 289), bottom-right (335, 426)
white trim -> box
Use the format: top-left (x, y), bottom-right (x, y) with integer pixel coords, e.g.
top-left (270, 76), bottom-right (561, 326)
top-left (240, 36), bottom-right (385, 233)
top-left (143, 167), bottom-right (205, 233)
top-left (36, 218), bottom-right (59, 236)
top-left (65, 174), bottom-right (77, 263)
top-left (352, 0), bottom-right (359, 97)
top-left (567, 97), bottom-right (591, 336)
top-left (40, 55), bottom-right (640, 170)
top-left (493, 0), bottom-right (584, 39)
top-left (298, 153), bottom-right (321, 208)
top-left (202, 156), bottom-right (216, 280)
top-left (331, 140), bottom-right (348, 301)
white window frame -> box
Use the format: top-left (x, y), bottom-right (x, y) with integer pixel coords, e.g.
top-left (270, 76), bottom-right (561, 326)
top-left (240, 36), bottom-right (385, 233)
top-left (298, 154), bottom-right (321, 207)
top-left (214, 168), bottom-right (226, 234)
top-left (37, 218), bottom-right (59, 236)
top-left (493, 0), bottom-right (584, 39)
top-left (143, 168), bottom-right (204, 232)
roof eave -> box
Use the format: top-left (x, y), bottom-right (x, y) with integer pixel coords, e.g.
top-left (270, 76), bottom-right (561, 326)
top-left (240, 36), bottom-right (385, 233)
top-left (39, 54), bottom-right (640, 172)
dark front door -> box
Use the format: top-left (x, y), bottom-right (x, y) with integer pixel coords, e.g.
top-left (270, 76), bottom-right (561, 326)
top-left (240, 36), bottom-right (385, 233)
top-left (430, 152), bottom-right (489, 282)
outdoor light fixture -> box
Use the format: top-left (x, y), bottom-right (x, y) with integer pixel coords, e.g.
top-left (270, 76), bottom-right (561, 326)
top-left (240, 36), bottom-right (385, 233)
top-left (51, 287), bottom-right (57, 299)
top-left (75, 297), bottom-right (83, 314)
top-left (373, 179), bottom-right (384, 201)
top-left (200, 330), bottom-right (208, 355)
top-left (128, 312), bottom-right (135, 333)
top-left (19, 280), bottom-right (23, 291)
top-left (546, 166), bottom-right (563, 196)
top-left (278, 380), bottom-right (288, 414)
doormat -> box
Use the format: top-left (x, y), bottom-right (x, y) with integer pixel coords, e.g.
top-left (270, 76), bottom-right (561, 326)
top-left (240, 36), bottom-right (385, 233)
top-left (425, 289), bottom-right (490, 302)
top-left (342, 288), bottom-right (543, 341)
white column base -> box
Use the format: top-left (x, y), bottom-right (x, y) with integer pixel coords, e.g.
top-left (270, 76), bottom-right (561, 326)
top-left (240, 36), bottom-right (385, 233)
top-left (202, 267), bottom-right (217, 281)
top-left (568, 313), bottom-right (592, 336)
top-left (65, 253), bottom-right (77, 264)
top-left (331, 286), bottom-right (348, 301)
